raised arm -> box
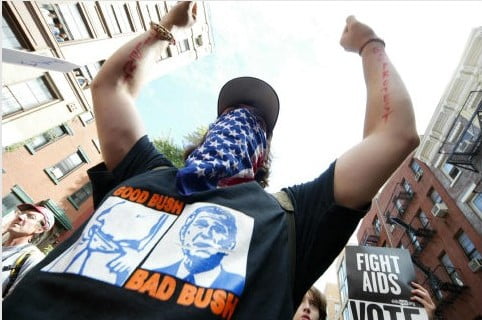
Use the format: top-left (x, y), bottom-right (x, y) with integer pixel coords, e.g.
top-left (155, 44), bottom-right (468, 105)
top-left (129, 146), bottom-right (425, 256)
top-left (91, 2), bottom-right (197, 170)
top-left (334, 16), bottom-right (420, 209)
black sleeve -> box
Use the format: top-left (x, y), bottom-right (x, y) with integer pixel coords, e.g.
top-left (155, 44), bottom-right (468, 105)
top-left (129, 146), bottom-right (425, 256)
top-left (284, 161), bottom-right (370, 306)
top-left (87, 135), bottom-right (174, 208)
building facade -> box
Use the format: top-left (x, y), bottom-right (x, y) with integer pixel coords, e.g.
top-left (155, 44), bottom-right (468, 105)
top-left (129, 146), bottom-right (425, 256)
top-left (356, 28), bottom-right (482, 320)
top-left (324, 282), bottom-right (342, 320)
top-left (2, 1), bottom-right (213, 249)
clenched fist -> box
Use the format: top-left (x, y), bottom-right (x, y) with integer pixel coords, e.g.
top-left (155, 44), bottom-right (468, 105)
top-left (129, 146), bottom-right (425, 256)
top-left (162, 1), bottom-right (197, 30)
top-left (340, 15), bottom-right (378, 54)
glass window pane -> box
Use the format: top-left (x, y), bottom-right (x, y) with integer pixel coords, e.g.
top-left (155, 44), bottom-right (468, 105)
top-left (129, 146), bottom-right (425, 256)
top-left (107, 6), bottom-right (121, 34)
top-left (472, 193), bottom-right (482, 212)
top-left (2, 16), bottom-right (23, 49)
top-left (27, 78), bottom-right (54, 104)
top-left (57, 4), bottom-right (90, 40)
top-left (1, 87), bottom-right (21, 116)
top-left (9, 82), bottom-right (37, 108)
top-left (2, 192), bottom-right (22, 216)
top-left (30, 134), bottom-right (49, 149)
top-left (51, 152), bottom-right (84, 179)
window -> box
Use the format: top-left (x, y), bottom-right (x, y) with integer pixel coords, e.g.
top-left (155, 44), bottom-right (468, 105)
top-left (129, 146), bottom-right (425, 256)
top-left (144, 3), bottom-right (161, 22)
top-left (409, 231), bottom-right (422, 252)
top-left (104, 3), bottom-right (134, 35)
top-left (2, 76), bottom-right (56, 117)
top-left (395, 199), bottom-right (406, 214)
top-left (440, 253), bottom-right (464, 286)
top-left (410, 159), bottom-right (423, 174)
top-left (42, 3), bottom-right (91, 42)
top-left (470, 193), bottom-right (482, 213)
top-left (45, 148), bottom-right (89, 183)
top-left (74, 61), bottom-right (104, 88)
top-left (418, 210), bottom-right (431, 229)
top-left (373, 217), bottom-right (381, 235)
top-left (342, 305), bottom-right (350, 320)
top-left (456, 128), bottom-right (478, 153)
top-left (2, 15), bottom-right (24, 49)
top-left (68, 182), bottom-right (93, 210)
top-left (25, 124), bottom-right (72, 153)
top-left (457, 231), bottom-right (482, 260)
top-left (2, 192), bottom-right (23, 217)
top-left (2, 185), bottom-right (33, 217)
top-left (429, 189), bottom-right (443, 204)
top-left (442, 162), bottom-right (460, 180)
top-left (403, 179), bottom-right (414, 196)
top-left (79, 111), bottom-right (95, 126)
top-left (179, 38), bottom-right (190, 53)
top-left (338, 259), bottom-right (348, 304)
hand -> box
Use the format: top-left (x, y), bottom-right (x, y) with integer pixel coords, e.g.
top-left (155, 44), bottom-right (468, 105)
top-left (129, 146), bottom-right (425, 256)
top-left (162, 1), bottom-right (197, 30)
top-left (340, 15), bottom-right (377, 53)
top-left (410, 282), bottom-right (436, 320)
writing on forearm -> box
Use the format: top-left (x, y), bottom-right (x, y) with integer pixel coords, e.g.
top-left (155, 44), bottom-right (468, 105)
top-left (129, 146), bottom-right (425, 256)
top-left (123, 35), bottom-right (156, 81)
top-left (374, 47), bottom-right (393, 122)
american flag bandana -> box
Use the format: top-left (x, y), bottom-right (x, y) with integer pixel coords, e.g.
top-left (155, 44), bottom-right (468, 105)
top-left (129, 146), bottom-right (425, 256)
top-left (176, 106), bottom-right (267, 196)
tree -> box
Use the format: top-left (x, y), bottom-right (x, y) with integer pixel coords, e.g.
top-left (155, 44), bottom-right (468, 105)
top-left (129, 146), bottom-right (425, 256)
top-left (152, 138), bottom-right (185, 168)
top-left (152, 126), bottom-right (208, 168)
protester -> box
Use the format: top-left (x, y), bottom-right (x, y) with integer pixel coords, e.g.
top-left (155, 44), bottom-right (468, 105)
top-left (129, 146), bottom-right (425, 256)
top-left (2, 203), bottom-right (55, 298)
top-left (293, 287), bottom-right (327, 320)
top-left (4, 2), bottom-right (420, 319)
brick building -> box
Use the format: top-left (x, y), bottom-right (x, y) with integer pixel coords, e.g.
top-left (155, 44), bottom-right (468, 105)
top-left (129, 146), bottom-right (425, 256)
top-left (356, 27), bottom-right (482, 320)
top-left (2, 1), bottom-right (213, 249)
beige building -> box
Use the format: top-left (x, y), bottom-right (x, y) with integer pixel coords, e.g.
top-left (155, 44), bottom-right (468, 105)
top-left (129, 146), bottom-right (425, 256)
top-left (2, 1), bottom-right (213, 249)
top-left (415, 27), bottom-right (481, 231)
top-left (323, 282), bottom-right (341, 320)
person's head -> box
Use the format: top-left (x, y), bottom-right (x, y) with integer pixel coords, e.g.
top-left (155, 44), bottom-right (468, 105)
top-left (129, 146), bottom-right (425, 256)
top-left (293, 287), bottom-right (327, 320)
top-left (179, 206), bottom-right (237, 272)
top-left (183, 77), bottom-right (279, 188)
top-left (8, 203), bottom-right (55, 239)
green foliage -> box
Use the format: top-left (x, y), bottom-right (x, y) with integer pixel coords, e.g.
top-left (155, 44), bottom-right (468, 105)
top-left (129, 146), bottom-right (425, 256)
top-left (183, 125), bottom-right (208, 147)
top-left (152, 126), bottom-right (208, 168)
top-left (152, 137), bottom-right (185, 168)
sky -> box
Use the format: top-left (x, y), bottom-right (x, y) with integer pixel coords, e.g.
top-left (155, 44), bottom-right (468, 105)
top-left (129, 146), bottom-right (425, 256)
top-left (136, 1), bottom-right (482, 291)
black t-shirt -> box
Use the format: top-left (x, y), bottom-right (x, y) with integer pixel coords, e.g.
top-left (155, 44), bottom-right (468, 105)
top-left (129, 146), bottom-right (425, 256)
top-left (4, 136), bottom-right (367, 319)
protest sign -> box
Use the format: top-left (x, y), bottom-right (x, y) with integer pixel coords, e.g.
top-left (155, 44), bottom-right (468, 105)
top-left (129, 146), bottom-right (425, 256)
top-left (345, 246), bottom-right (428, 320)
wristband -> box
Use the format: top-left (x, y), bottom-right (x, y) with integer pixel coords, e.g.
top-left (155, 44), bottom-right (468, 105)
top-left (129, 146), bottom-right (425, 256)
top-left (150, 22), bottom-right (176, 45)
top-left (359, 38), bottom-right (385, 56)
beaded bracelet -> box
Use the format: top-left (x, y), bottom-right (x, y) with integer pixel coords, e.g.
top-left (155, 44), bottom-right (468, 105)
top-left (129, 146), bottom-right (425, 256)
top-left (358, 38), bottom-right (385, 56)
top-left (150, 22), bottom-right (176, 45)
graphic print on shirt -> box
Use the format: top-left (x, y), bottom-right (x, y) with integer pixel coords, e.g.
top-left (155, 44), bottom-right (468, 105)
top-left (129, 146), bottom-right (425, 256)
top-left (42, 185), bottom-right (254, 318)
top-left (42, 194), bottom-right (179, 285)
top-left (140, 202), bottom-right (253, 296)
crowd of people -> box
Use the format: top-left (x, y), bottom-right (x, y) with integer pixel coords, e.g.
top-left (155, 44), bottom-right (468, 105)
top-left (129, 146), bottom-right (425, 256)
top-left (3, 2), bottom-right (436, 319)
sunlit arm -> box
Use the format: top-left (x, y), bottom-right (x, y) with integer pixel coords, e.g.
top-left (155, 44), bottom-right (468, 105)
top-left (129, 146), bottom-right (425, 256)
top-left (334, 16), bottom-right (420, 209)
top-left (90, 23), bottom-right (173, 171)
top-left (90, 1), bottom-right (196, 171)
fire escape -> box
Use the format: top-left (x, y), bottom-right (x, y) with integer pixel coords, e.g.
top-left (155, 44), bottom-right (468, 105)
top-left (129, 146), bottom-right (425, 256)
top-left (382, 182), bottom-right (466, 319)
top-left (383, 181), bottom-right (436, 255)
top-left (439, 90), bottom-right (482, 191)
top-left (412, 259), bottom-right (467, 320)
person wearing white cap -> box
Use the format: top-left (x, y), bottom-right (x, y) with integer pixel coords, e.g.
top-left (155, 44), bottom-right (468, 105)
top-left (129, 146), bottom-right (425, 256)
top-left (2, 203), bottom-right (55, 297)
top-left (5, 2), bottom-right (422, 319)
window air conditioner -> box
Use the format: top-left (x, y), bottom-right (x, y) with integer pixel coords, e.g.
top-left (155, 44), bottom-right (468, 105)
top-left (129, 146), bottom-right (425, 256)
top-left (468, 258), bottom-right (482, 272)
top-left (431, 203), bottom-right (448, 217)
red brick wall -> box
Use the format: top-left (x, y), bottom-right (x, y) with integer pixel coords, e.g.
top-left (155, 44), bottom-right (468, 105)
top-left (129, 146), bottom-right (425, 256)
top-left (357, 155), bottom-right (482, 319)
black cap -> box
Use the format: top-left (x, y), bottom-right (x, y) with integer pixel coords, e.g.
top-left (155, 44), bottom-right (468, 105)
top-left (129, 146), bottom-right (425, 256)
top-left (217, 77), bottom-right (279, 137)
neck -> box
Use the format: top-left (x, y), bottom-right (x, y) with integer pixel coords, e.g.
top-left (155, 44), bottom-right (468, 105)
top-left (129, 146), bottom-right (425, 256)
top-left (4, 234), bottom-right (32, 247)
